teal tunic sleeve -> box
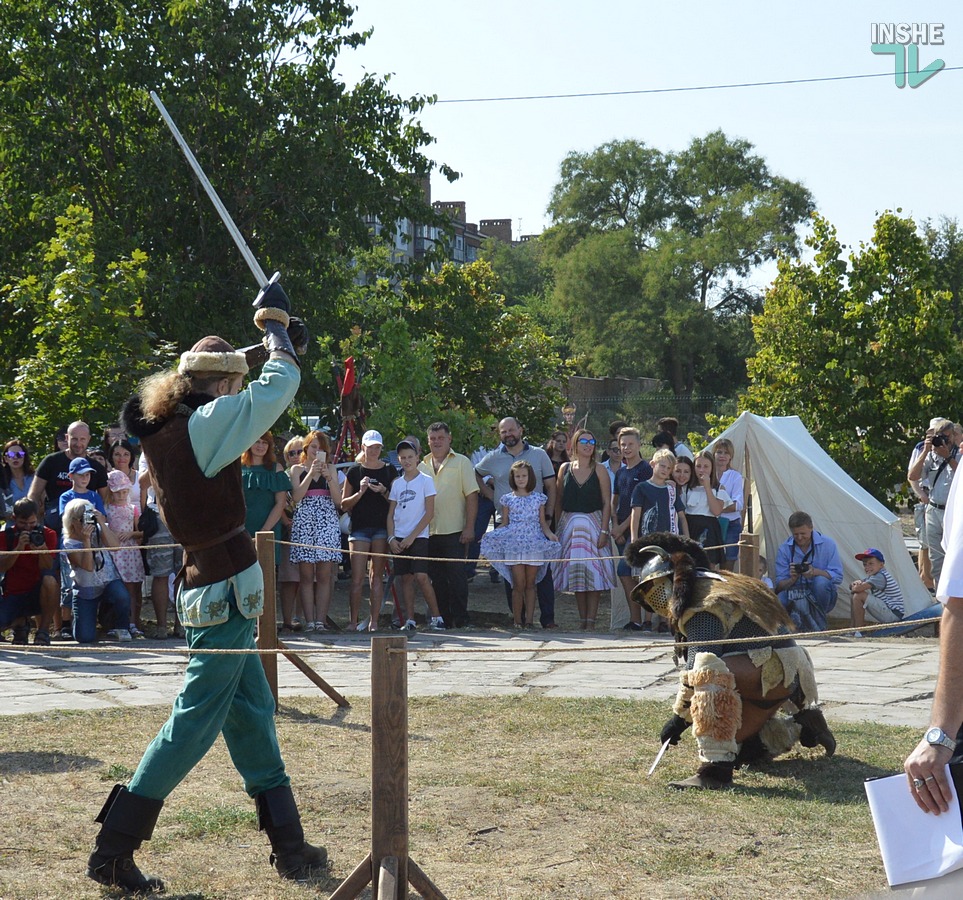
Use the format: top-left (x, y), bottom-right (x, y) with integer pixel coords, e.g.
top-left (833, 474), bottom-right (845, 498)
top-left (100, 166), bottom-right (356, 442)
top-left (188, 357), bottom-right (300, 478)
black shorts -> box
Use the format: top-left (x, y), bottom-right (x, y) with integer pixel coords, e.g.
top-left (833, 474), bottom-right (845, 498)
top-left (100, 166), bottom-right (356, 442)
top-left (392, 537), bottom-right (430, 576)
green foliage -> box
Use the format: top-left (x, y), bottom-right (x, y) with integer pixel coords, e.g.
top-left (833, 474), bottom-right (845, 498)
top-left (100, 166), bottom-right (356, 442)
top-left (324, 259), bottom-right (563, 454)
top-left (1, 204), bottom-right (174, 449)
top-left (0, 0), bottom-right (454, 422)
top-left (544, 132), bottom-right (814, 396)
top-left (744, 211), bottom-right (963, 502)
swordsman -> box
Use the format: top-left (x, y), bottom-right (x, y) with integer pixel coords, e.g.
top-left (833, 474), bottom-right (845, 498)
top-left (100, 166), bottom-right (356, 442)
top-left (627, 534), bottom-right (836, 790)
top-left (86, 282), bottom-right (326, 893)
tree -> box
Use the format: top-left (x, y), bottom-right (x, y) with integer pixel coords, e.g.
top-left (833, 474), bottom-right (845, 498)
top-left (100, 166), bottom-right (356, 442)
top-left (1, 203), bottom-right (174, 449)
top-left (543, 132), bottom-right (814, 395)
top-left (0, 0), bottom-right (454, 414)
top-left (744, 211), bottom-right (963, 501)
top-left (325, 259), bottom-right (564, 453)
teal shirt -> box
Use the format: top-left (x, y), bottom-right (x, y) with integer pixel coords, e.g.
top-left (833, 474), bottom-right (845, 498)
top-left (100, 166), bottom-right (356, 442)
top-left (177, 357), bottom-right (300, 627)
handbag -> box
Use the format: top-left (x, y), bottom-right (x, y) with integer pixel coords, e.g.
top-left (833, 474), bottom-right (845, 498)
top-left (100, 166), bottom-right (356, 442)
top-left (138, 505), bottom-right (160, 540)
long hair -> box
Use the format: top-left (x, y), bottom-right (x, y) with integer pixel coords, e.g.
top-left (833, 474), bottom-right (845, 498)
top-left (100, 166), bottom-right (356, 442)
top-left (571, 428), bottom-right (597, 468)
top-left (300, 430), bottom-right (331, 464)
top-left (693, 450), bottom-right (720, 491)
top-left (242, 431), bottom-right (277, 468)
top-left (1, 439), bottom-right (35, 486)
top-left (138, 370), bottom-right (193, 423)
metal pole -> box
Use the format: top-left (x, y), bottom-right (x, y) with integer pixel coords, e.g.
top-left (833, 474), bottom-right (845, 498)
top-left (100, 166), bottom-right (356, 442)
top-left (149, 90), bottom-right (273, 293)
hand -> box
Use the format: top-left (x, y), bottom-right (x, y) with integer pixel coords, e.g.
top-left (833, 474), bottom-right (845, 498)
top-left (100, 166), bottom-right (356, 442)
top-left (596, 532), bottom-right (608, 550)
top-left (905, 739), bottom-right (954, 814)
top-left (459, 526), bottom-right (474, 545)
top-left (14, 530), bottom-right (30, 550)
top-left (253, 277), bottom-right (291, 316)
top-left (660, 714), bottom-right (690, 746)
top-left (388, 536), bottom-right (400, 554)
top-left (287, 316), bottom-right (309, 355)
top-left (82, 523), bottom-right (96, 539)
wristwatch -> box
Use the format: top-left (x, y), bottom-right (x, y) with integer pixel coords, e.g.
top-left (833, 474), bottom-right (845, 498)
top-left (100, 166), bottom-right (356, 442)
top-left (925, 726), bottom-right (956, 751)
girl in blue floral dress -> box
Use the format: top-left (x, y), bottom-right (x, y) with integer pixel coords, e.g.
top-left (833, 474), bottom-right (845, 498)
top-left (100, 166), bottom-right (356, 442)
top-left (481, 460), bottom-right (560, 628)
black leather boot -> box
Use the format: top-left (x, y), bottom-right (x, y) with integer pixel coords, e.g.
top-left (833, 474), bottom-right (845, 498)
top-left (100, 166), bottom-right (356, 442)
top-left (255, 785), bottom-right (328, 880)
top-left (668, 761), bottom-right (735, 790)
top-left (795, 707), bottom-right (837, 756)
top-left (87, 784), bottom-right (165, 894)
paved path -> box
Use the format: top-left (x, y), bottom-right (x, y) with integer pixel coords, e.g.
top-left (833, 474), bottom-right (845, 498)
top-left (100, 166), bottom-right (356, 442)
top-left (0, 630), bottom-right (940, 727)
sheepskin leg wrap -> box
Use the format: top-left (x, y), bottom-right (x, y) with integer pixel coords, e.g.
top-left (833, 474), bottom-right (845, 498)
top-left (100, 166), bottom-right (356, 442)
top-left (689, 652), bottom-right (742, 763)
top-left (673, 671), bottom-right (694, 722)
top-left (758, 716), bottom-right (803, 758)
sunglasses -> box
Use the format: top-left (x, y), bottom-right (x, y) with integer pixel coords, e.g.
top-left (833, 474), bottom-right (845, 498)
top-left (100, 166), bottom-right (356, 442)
top-left (287, 449), bottom-right (302, 457)
top-left (5, 450), bottom-right (25, 459)
top-left (577, 438), bottom-right (597, 446)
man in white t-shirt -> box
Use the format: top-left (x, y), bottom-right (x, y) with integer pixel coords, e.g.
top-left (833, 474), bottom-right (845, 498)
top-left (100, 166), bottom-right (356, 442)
top-left (388, 440), bottom-right (445, 631)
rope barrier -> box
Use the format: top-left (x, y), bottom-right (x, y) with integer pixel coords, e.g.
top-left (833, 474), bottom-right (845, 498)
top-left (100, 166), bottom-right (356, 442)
top-left (0, 615), bottom-right (941, 656)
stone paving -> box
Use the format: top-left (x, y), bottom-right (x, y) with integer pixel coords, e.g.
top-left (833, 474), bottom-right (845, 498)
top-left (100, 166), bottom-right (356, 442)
top-left (0, 629), bottom-right (941, 727)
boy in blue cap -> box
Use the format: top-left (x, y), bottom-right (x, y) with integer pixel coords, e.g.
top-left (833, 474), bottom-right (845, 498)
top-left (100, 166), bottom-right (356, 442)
top-left (850, 548), bottom-right (904, 637)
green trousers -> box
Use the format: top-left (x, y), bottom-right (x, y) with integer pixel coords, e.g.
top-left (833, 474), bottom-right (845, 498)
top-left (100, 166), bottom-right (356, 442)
top-left (128, 593), bottom-right (288, 801)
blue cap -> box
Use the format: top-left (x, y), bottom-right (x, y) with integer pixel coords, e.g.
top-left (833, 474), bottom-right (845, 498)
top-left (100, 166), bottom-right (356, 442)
top-left (68, 457), bottom-right (96, 476)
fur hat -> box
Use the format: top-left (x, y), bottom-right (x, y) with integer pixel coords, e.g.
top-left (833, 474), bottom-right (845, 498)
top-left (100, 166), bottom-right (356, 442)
top-left (178, 336), bottom-right (249, 377)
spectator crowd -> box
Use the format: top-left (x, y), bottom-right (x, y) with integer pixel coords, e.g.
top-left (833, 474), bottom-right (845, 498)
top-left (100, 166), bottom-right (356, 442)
top-left (2, 409), bottom-right (949, 644)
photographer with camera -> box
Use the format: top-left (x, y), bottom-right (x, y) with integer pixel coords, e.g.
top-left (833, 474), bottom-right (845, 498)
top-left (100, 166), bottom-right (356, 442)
top-left (0, 498), bottom-right (58, 645)
top-left (62, 498), bottom-right (132, 644)
top-left (908, 419), bottom-right (959, 586)
top-left (774, 510), bottom-right (843, 632)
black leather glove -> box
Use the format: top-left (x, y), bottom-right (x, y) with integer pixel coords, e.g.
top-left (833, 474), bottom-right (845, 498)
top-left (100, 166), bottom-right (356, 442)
top-left (240, 318), bottom-right (309, 369)
top-left (263, 318), bottom-right (299, 368)
top-left (253, 277), bottom-right (290, 317)
top-left (659, 714), bottom-right (690, 746)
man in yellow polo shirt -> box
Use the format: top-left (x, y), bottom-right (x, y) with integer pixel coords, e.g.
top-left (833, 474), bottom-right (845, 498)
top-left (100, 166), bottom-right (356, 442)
top-left (419, 422), bottom-right (479, 628)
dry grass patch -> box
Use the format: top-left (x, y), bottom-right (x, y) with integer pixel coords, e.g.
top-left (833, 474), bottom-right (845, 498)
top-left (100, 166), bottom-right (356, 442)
top-left (0, 696), bottom-right (908, 898)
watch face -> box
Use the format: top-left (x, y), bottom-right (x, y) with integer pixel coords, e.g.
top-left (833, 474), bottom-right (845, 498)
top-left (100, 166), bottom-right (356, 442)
top-left (927, 727), bottom-right (942, 742)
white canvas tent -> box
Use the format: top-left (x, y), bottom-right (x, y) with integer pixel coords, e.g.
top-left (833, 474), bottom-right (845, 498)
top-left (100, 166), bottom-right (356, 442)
top-left (710, 413), bottom-right (932, 620)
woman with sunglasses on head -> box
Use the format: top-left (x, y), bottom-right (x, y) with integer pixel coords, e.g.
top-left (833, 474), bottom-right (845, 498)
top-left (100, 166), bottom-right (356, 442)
top-left (2, 440), bottom-right (35, 519)
top-left (554, 428), bottom-right (617, 630)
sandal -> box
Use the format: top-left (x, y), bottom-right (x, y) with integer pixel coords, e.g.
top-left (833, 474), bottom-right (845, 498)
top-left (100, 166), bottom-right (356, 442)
top-left (33, 629), bottom-right (51, 647)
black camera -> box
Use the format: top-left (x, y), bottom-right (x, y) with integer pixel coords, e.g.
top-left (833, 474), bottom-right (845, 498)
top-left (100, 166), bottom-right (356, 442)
top-left (792, 562), bottom-right (811, 574)
top-left (83, 506), bottom-right (98, 526)
top-left (27, 526), bottom-right (46, 547)
top-left (932, 434), bottom-right (948, 448)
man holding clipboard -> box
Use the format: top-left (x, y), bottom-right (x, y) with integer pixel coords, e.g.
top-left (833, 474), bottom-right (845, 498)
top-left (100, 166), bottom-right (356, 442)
top-left (905, 469), bottom-right (963, 814)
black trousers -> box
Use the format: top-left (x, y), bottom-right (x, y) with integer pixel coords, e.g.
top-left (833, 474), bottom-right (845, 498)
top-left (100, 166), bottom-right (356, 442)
top-left (427, 532), bottom-right (470, 627)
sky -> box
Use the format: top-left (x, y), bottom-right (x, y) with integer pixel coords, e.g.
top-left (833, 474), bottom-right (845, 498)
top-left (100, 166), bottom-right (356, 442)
top-left (334, 1), bottom-right (962, 287)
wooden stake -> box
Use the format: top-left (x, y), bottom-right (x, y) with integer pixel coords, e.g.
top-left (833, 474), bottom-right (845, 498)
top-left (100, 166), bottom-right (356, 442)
top-left (255, 531), bottom-right (278, 705)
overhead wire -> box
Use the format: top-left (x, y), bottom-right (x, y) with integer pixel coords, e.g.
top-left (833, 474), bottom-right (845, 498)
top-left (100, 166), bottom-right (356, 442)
top-left (435, 67), bottom-right (963, 104)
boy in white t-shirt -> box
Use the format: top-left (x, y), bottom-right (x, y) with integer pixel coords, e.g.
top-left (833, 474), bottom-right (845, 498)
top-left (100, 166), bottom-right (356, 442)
top-left (388, 440), bottom-right (446, 631)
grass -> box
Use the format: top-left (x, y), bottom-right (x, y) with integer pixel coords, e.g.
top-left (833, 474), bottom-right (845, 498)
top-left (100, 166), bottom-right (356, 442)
top-left (0, 696), bottom-right (912, 899)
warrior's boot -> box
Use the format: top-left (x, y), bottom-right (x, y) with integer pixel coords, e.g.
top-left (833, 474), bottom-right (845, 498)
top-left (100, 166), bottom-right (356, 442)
top-left (86, 784), bottom-right (165, 894)
top-left (255, 785), bottom-right (328, 880)
top-left (669, 761), bottom-right (735, 790)
top-left (794, 707), bottom-right (836, 757)
top-left (734, 733), bottom-right (773, 768)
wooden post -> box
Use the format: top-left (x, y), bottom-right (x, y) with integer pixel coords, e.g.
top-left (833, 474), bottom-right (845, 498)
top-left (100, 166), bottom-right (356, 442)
top-left (740, 531), bottom-right (760, 585)
top-left (371, 636), bottom-right (408, 899)
top-left (255, 531), bottom-right (278, 706)
top-left (328, 637), bottom-right (448, 900)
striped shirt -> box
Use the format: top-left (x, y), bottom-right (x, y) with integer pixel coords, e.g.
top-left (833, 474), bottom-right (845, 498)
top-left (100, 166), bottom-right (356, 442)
top-left (865, 567), bottom-right (904, 617)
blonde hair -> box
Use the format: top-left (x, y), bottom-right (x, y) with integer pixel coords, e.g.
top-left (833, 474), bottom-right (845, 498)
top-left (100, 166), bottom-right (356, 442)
top-left (651, 448), bottom-right (677, 466)
top-left (62, 498), bottom-right (94, 536)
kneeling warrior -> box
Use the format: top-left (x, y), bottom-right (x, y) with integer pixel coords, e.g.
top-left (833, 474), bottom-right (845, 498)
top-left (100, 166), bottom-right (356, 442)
top-left (86, 282), bottom-right (325, 892)
top-left (628, 534), bottom-right (836, 790)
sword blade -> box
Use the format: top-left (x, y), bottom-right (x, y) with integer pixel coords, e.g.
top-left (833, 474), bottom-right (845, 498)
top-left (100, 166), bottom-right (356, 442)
top-left (150, 90), bottom-right (269, 290)
top-left (647, 738), bottom-right (672, 776)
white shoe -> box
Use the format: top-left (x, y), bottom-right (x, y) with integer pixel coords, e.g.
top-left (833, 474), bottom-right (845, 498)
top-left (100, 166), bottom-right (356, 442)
top-left (304, 621), bottom-right (316, 633)
top-left (404, 620), bottom-right (417, 631)
top-left (357, 618), bottom-right (370, 632)
top-left (428, 617), bottom-right (447, 631)
top-left (108, 629), bottom-right (133, 642)
top-left (852, 631), bottom-right (863, 639)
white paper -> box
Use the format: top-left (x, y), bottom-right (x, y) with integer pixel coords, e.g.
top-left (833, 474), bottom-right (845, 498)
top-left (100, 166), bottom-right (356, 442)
top-left (865, 767), bottom-right (963, 886)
